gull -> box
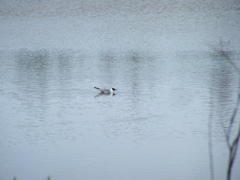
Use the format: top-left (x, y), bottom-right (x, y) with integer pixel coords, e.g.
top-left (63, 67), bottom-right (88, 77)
top-left (94, 87), bottom-right (116, 94)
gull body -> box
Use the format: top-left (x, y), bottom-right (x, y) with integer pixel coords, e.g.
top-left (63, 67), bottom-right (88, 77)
top-left (94, 87), bottom-right (116, 94)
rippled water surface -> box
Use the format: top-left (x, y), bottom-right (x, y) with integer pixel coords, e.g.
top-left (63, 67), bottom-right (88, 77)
top-left (0, 1), bottom-right (240, 180)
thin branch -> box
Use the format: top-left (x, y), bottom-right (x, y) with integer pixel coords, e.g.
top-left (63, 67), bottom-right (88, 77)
top-left (226, 58), bottom-right (240, 180)
top-left (209, 94), bottom-right (215, 180)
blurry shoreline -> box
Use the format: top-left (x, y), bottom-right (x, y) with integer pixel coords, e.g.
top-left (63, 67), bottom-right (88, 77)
top-left (0, 0), bottom-right (239, 18)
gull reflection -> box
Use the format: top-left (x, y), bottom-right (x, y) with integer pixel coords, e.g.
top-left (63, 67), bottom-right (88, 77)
top-left (94, 93), bottom-right (116, 98)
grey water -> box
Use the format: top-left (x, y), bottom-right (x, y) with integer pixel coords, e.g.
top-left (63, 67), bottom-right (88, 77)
top-left (0, 1), bottom-right (240, 180)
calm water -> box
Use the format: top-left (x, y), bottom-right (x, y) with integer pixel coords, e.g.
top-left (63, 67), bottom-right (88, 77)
top-left (0, 1), bottom-right (240, 180)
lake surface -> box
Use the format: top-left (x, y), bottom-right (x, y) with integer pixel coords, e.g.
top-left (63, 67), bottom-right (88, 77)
top-left (0, 1), bottom-right (240, 180)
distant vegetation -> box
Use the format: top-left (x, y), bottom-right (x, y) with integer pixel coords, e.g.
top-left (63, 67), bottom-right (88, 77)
top-left (13, 176), bottom-right (52, 180)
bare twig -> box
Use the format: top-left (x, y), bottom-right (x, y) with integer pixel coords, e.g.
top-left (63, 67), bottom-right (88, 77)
top-left (224, 53), bottom-right (240, 180)
top-left (208, 98), bottom-right (215, 180)
top-left (210, 40), bottom-right (240, 180)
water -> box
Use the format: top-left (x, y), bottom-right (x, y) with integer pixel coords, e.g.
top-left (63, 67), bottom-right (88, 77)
top-left (0, 1), bottom-right (240, 180)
